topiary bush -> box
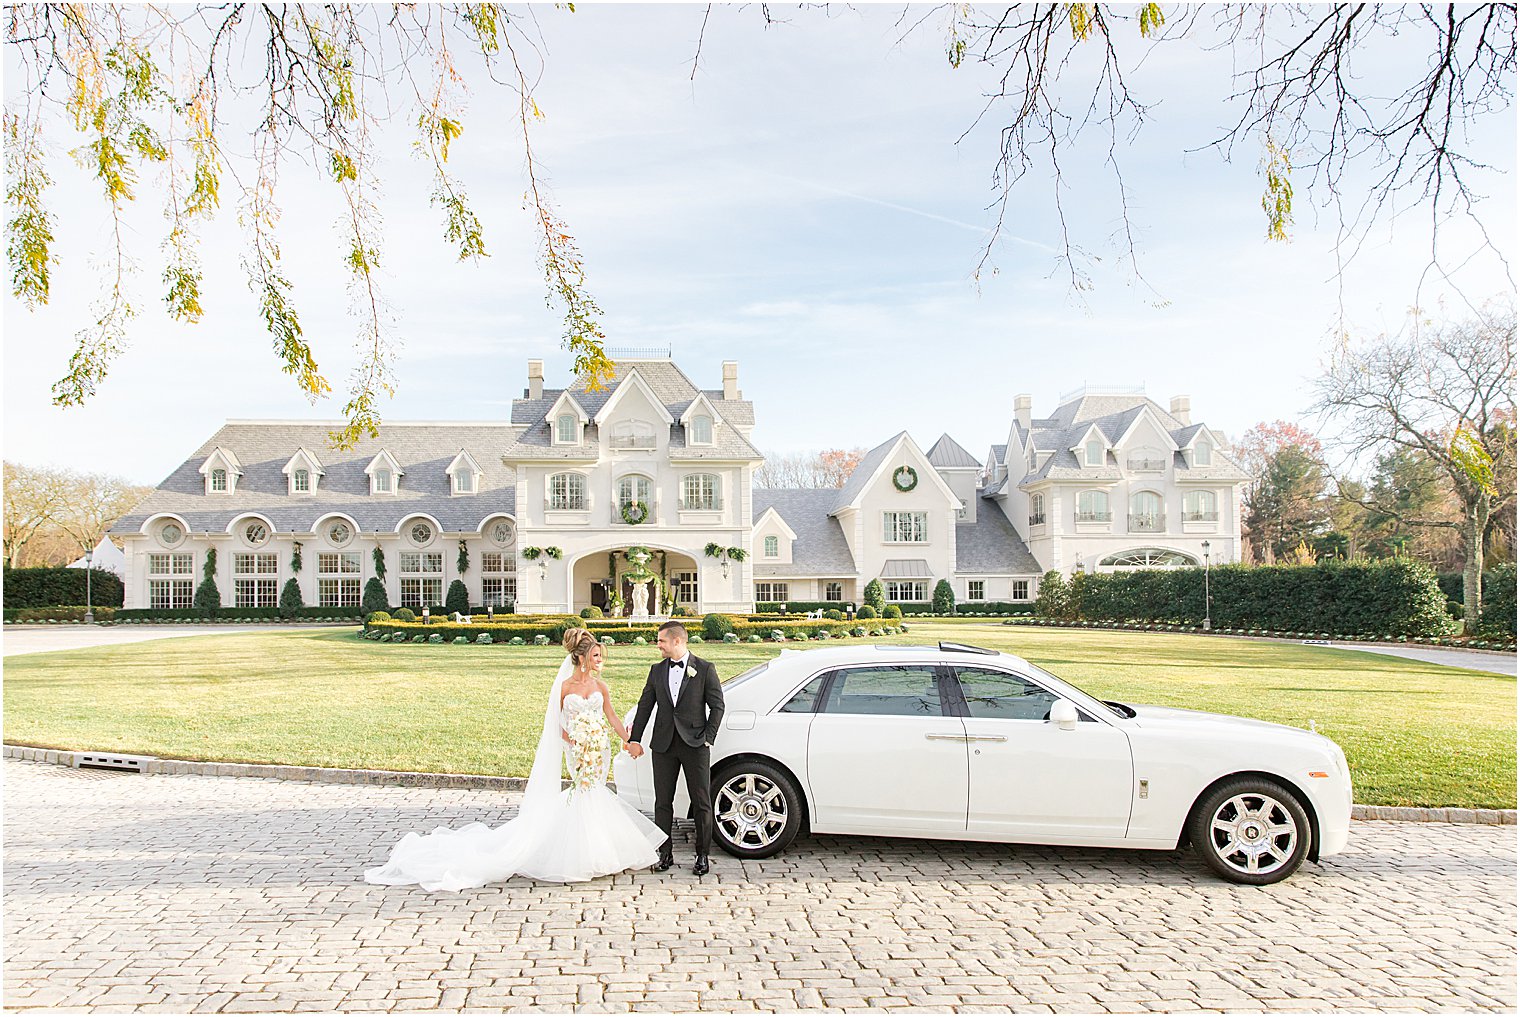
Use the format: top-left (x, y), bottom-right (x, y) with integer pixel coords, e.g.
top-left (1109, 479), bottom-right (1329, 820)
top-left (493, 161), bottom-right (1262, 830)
top-left (393, 607), bottom-right (417, 623)
top-left (932, 579), bottom-right (955, 615)
top-left (362, 576), bottom-right (390, 616)
top-left (882, 604), bottom-right (902, 620)
top-left (445, 580), bottom-right (470, 616)
top-left (580, 605), bottom-right (604, 619)
top-left (365, 610), bottom-right (391, 624)
top-left (824, 609), bottom-right (844, 621)
top-left (279, 577), bottom-right (304, 620)
top-left (863, 579), bottom-right (885, 613)
top-left (702, 613), bottom-right (735, 640)
top-left (857, 604), bottom-right (878, 619)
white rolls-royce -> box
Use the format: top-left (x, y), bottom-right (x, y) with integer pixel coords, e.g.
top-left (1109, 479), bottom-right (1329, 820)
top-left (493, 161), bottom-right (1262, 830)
top-left (615, 642), bottom-right (1352, 884)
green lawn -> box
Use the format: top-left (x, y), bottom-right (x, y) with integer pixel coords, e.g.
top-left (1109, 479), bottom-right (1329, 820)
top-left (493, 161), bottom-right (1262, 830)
top-left (4, 623), bottom-right (1513, 808)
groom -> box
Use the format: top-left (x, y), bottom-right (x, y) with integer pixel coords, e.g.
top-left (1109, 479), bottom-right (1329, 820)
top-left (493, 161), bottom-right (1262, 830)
top-left (627, 620), bottom-right (725, 875)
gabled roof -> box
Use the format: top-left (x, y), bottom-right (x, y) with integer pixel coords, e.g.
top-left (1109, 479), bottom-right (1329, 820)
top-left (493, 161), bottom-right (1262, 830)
top-left (198, 446), bottom-right (243, 476)
top-left (592, 368), bottom-right (676, 426)
top-left (830, 432), bottom-right (959, 515)
top-left (546, 390), bottom-right (590, 423)
top-left (281, 446), bottom-right (326, 477)
top-left (990, 444), bottom-right (1008, 466)
top-left (446, 449), bottom-right (484, 475)
top-left (679, 391), bottom-right (723, 426)
top-left (364, 448), bottom-right (404, 477)
top-left (751, 489), bottom-right (857, 576)
top-left (925, 433), bottom-right (981, 469)
top-left (753, 505), bottom-right (798, 541)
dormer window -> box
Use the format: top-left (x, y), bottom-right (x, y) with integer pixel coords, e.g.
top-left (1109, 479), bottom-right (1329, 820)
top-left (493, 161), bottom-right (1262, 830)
top-left (764, 535), bottom-right (779, 558)
top-left (211, 468), bottom-right (227, 491)
top-left (374, 468), bottom-right (392, 494)
top-left (690, 415), bottom-right (713, 445)
top-left (365, 448), bottom-right (403, 495)
top-left (200, 446), bottom-right (244, 495)
top-left (446, 450), bottom-right (484, 497)
top-left (1085, 440), bottom-right (1104, 467)
top-left (283, 447), bottom-right (325, 496)
top-left (293, 469), bottom-right (310, 493)
top-left (454, 473), bottom-right (475, 494)
top-left (1194, 439), bottom-right (1213, 467)
top-left (557, 414), bottom-right (578, 444)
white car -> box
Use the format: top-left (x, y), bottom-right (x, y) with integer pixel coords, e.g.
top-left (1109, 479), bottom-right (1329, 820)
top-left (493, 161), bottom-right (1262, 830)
top-left (615, 642), bottom-right (1352, 884)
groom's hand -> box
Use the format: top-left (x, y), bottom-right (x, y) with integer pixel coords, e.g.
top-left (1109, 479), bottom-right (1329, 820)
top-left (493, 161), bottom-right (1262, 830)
top-left (626, 742), bottom-right (645, 758)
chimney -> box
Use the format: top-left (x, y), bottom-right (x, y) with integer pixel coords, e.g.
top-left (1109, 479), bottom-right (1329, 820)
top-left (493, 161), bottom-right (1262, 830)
top-left (527, 359), bottom-right (544, 400)
top-left (722, 361), bottom-right (740, 400)
top-left (1169, 395), bottom-right (1191, 426)
top-left (1014, 394), bottom-right (1032, 432)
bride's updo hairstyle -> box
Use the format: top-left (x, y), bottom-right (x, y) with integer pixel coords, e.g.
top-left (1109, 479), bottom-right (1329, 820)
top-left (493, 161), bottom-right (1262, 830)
top-left (563, 627), bottom-right (600, 667)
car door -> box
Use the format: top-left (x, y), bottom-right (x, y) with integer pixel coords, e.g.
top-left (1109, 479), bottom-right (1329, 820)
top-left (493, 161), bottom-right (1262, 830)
top-left (951, 665), bottom-right (1134, 843)
top-left (805, 663), bottom-right (969, 836)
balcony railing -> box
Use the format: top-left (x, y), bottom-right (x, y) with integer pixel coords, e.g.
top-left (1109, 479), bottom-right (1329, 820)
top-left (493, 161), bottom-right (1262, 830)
top-left (1126, 457), bottom-right (1167, 472)
top-left (1182, 511), bottom-right (1220, 522)
top-left (1028, 513), bottom-right (1047, 526)
top-left (610, 436), bottom-right (656, 450)
top-left (1128, 514), bottom-right (1163, 532)
top-left (1076, 510), bottom-right (1113, 522)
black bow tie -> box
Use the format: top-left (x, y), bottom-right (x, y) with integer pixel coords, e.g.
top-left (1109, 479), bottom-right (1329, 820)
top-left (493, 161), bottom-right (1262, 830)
top-left (669, 661), bottom-right (684, 670)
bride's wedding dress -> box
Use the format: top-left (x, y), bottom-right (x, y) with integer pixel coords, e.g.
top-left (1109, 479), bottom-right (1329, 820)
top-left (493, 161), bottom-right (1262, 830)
top-left (364, 661), bottom-right (664, 890)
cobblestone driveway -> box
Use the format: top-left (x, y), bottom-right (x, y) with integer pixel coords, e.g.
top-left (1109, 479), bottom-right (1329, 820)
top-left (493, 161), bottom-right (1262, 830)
top-left (4, 759), bottom-right (1513, 1013)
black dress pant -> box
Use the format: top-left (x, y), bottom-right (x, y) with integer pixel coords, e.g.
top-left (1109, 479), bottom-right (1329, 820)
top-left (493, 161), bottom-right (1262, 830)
top-left (651, 739), bottom-right (712, 856)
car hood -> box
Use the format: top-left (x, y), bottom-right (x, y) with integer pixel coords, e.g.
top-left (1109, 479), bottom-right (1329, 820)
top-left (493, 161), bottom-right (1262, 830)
top-left (1126, 703), bottom-right (1335, 748)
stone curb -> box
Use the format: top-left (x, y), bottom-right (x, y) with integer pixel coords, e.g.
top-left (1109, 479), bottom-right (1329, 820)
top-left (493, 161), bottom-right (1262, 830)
top-left (8, 744), bottom-right (1515, 824)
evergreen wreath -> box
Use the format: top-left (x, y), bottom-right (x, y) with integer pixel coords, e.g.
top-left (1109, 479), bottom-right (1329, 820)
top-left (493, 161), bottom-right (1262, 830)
top-left (620, 500), bottom-right (651, 525)
top-left (892, 465), bottom-right (919, 492)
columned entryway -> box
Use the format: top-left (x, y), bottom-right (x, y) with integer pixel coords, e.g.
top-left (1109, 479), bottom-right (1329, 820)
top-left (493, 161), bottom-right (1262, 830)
top-left (568, 546), bottom-right (702, 616)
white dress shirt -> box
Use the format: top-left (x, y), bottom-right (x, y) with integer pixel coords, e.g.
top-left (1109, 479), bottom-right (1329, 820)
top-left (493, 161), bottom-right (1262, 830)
top-left (666, 654), bottom-right (689, 706)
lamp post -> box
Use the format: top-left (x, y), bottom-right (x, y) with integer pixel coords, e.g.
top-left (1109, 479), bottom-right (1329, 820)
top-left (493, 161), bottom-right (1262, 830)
top-left (83, 547), bottom-right (95, 624)
top-left (422, 605), bottom-right (430, 626)
top-left (1201, 540), bottom-right (1212, 631)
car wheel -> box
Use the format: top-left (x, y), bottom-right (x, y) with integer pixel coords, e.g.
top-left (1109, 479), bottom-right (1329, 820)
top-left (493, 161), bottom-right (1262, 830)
top-left (1187, 777), bottom-right (1312, 885)
top-left (711, 760), bottom-right (803, 859)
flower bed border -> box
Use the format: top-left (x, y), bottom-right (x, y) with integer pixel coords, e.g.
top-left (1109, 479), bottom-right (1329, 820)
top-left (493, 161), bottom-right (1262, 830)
top-left (1004, 617), bottom-right (1517, 653)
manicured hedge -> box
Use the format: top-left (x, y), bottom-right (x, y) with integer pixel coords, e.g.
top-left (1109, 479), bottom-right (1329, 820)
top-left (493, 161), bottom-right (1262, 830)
top-left (1478, 562), bottom-right (1516, 637)
top-left (1057, 559), bottom-right (1453, 638)
top-left (365, 617), bottom-right (875, 643)
top-left (2, 567), bottom-right (124, 609)
top-left (3, 606), bottom-right (118, 623)
top-left (113, 606), bottom-right (365, 622)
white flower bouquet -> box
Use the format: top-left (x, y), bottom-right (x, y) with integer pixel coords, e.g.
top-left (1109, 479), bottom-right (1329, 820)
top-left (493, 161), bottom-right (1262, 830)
top-left (568, 710), bottom-right (610, 793)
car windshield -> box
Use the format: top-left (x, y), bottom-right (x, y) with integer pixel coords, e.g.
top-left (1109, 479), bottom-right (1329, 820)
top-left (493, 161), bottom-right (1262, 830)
top-left (722, 661), bottom-right (769, 690)
top-left (1023, 662), bottom-right (1126, 719)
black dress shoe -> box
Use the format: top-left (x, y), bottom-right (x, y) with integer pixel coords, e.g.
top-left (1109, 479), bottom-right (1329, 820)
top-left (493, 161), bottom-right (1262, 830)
top-left (652, 851), bottom-right (674, 872)
top-left (692, 855), bottom-right (709, 876)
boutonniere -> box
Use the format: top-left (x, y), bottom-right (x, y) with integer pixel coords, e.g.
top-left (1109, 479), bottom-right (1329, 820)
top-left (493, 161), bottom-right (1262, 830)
top-left (686, 666), bottom-right (696, 679)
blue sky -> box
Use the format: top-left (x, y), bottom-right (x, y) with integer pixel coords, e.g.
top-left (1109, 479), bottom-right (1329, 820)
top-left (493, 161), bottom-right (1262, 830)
top-left (4, 4), bottom-right (1514, 484)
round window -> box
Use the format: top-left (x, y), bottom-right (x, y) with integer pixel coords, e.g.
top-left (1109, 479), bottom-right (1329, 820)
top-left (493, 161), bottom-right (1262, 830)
top-left (410, 521), bottom-right (433, 546)
top-left (159, 522), bottom-right (183, 547)
top-left (489, 519), bottom-right (515, 546)
top-left (245, 522), bottom-right (269, 546)
top-left (328, 521), bottom-right (352, 546)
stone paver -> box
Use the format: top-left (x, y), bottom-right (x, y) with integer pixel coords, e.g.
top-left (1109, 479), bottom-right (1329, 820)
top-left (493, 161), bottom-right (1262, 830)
top-left (4, 758), bottom-right (1514, 1013)
top-left (1, 623), bottom-right (352, 658)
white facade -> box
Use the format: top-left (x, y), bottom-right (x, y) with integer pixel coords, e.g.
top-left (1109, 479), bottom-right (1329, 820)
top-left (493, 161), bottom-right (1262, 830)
top-left (112, 362), bottom-right (1246, 613)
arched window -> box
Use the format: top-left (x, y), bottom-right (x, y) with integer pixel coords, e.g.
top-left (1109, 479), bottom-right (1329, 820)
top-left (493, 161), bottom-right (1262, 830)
top-left (764, 535), bottom-right (779, 557)
top-left (556, 414), bottom-right (578, 444)
top-left (1129, 491), bottom-right (1163, 531)
top-left (1194, 439), bottom-right (1213, 466)
top-left (611, 419), bottom-right (656, 450)
top-left (549, 473), bottom-right (586, 510)
top-left (293, 468), bottom-right (310, 492)
top-left (617, 475), bottom-right (651, 517)
top-left (1077, 490), bottom-right (1110, 521)
top-left (374, 468), bottom-right (392, 494)
top-left (682, 474), bottom-right (720, 510)
top-left (1085, 440), bottom-right (1104, 467)
top-left (1099, 547), bottom-right (1199, 568)
top-left (211, 468), bottom-right (227, 491)
top-left (1183, 490), bottom-right (1218, 521)
top-left (1029, 492), bottom-right (1046, 526)
top-left (690, 415), bottom-right (713, 444)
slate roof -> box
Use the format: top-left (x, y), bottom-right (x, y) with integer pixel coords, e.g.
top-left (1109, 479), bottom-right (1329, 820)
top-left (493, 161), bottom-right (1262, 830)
top-left (751, 489), bottom-right (857, 576)
top-left (925, 434), bottom-right (981, 469)
top-left (504, 361), bottom-right (761, 461)
top-left (990, 444), bottom-right (1007, 465)
top-left (831, 431), bottom-right (907, 512)
top-left (955, 506), bottom-right (1042, 574)
top-left (1016, 394), bottom-right (1246, 486)
top-left (111, 422), bottom-right (520, 536)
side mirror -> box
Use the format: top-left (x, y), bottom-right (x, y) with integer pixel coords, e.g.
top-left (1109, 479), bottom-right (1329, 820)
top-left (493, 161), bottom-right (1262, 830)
top-left (1050, 699), bottom-right (1079, 731)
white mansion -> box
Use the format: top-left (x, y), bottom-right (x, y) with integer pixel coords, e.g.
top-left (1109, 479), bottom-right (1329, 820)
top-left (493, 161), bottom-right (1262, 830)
top-left (112, 357), bottom-right (1247, 613)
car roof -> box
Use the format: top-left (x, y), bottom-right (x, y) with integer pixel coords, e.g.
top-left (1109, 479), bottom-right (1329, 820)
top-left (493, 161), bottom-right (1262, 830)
top-left (766, 643), bottom-right (1036, 672)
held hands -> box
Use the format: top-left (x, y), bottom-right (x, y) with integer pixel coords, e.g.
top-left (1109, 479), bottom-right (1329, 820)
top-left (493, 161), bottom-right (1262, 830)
top-left (623, 741), bottom-right (645, 759)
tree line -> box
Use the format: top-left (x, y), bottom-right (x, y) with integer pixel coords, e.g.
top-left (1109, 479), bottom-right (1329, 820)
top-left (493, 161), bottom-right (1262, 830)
top-left (2, 463), bottom-right (152, 568)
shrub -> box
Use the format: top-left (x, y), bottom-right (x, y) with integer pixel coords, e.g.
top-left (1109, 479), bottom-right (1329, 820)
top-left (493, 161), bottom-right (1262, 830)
top-left (476, 632), bottom-right (493, 644)
top-left (882, 604), bottom-right (903, 620)
top-left (1480, 562), bottom-right (1517, 637)
top-left (362, 577), bottom-right (389, 615)
top-left (702, 613), bottom-right (735, 640)
top-left (824, 609), bottom-right (844, 621)
top-left (1034, 570), bottom-right (1071, 619)
top-left (3, 606), bottom-right (118, 623)
top-left (688, 633), bottom-right (704, 643)
top-left (770, 629), bottom-right (786, 642)
top-left (932, 579), bottom-right (955, 615)
top-left (533, 634), bottom-right (550, 645)
top-left (632, 636), bottom-right (647, 645)
top-left (393, 607), bottom-right (417, 623)
top-left (411, 634), bottom-right (426, 643)
top-left (451, 635), bottom-right (469, 644)
top-left (509, 636), bottom-right (525, 645)
top-left (601, 635), bottom-right (615, 645)
top-left (863, 579), bottom-right (885, 612)
top-left (192, 577), bottom-right (221, 615)
top-left (857, 604), bottom-right (878, 619)
top-left (851, 626), bottom-right (867, 637)
top-left (1, 566), bottom-right (124, 609)
top-left (366, 610), bottom-right (392, 624)
top-left (724, 632), bottom-right (741, 643)
top-left (279, 578), bottom-right (304, 619)
top-left (445, 580), bottom-right (470, 616)
top-left (580, 606), bottom-right (604, 619)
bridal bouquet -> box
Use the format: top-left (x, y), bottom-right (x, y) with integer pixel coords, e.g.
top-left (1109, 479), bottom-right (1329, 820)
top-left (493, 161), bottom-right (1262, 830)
top-left (568, 710), bottom-right (610, 793)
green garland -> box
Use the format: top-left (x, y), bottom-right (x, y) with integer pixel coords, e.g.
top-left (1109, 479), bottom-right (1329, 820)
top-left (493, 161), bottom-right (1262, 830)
top-left (892, 465), bottom-right (918, 492)
top-left (457, 539), bottom-right (470, 574)
top-left (372, 544), bottom-right (386, 580)
top-left (291, 541), bottom-right (303, 573)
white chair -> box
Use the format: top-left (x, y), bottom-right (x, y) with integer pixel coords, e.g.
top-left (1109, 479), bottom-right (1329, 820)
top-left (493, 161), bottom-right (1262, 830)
top-left (806, 609), bottom-right (824, 620)
top-left (451, 611), bottom-right (472, 624)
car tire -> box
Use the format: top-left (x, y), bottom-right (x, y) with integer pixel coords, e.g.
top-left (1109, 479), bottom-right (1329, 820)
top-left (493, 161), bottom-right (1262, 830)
top-left (711, 759), bottom-right (804, 859)
top-left (1188, 777), bottom-right (1312, 885)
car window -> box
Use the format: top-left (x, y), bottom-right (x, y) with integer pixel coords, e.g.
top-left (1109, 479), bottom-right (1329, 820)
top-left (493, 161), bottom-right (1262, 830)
top-left (722, 662), bottom-right (768, 690)
top-left (953, 666), bottom-right (1058, 721)
top-left (779, 672), bottom-right (829, 713)
top-left (819, 665), bottom-right (944, 717)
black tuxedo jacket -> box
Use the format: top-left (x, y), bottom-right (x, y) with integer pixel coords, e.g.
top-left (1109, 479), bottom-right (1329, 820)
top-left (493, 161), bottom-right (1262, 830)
top-left (630, 653), bottom-right (725, 753)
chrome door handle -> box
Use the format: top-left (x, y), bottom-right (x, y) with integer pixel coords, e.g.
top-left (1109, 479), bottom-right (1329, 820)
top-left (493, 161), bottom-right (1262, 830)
top-left (925, 732), bottom-right (969, 741)
top-left (968, 734), bottom-right (1008, 743)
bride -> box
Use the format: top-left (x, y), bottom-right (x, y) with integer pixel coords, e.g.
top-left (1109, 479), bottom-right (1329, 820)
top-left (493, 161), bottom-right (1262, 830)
top-left (364, 628), bottom-right (665, 890)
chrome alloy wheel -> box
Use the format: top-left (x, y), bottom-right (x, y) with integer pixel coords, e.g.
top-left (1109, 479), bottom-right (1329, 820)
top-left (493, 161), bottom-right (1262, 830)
top-left (1208, 792), bottom-right (1300, 877)
top-left (715, 772), bottom-right (788, 851)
